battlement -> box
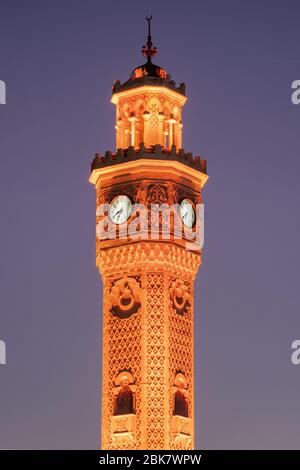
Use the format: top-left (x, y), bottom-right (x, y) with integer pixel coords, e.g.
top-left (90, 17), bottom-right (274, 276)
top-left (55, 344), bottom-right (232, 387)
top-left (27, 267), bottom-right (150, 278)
top-left (91, 143), bottom-right (207, 174)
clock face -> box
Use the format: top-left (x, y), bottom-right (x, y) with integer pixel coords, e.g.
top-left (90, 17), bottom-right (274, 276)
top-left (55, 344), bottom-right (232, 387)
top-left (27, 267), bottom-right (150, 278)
top-left (180, 199), bottom-right (195, 228)
top-left (109, 195), bottom-right (132, 225)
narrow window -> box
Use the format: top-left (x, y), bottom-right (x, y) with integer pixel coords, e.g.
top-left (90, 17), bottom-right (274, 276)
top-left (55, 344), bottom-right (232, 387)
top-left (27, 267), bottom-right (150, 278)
top-left (173, 389), bottom-right (188, 417)
top-left (115, 384), bottom-right (134, 415)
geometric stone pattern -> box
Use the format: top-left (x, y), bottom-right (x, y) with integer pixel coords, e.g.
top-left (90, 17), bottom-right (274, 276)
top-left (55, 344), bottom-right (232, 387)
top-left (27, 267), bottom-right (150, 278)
top-left (99, 243), bottom-right (200, 449)
top-left (169, 277), bottom-right (194, 450)
top-left (146, 273), bottom-right (166, 449)
top-left (97, 242), bottom-right (201, 282)
top-left (102, 276), bottom-right (142, 450)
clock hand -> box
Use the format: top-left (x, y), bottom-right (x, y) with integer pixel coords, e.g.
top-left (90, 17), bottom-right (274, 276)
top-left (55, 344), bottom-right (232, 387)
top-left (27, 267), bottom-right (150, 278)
top-left (113, 207), bottom-right (123, 221)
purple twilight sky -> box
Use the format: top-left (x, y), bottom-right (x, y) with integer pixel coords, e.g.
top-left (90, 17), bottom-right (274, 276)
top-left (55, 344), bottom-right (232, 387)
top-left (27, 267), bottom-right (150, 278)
top-left (0, 0), bottom-right (300, 449)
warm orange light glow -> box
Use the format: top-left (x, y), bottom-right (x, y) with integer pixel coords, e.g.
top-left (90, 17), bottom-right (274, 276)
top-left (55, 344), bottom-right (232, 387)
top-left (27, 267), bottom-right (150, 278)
top-left (158, 68), bottom-right (168, 78)
top-left (134, 67), bottom-right (147, 78)
top-left (90, 37), bottom-right (207, 449)
top-left (90, 151), bottom-right (206, 449)
top-left (112, 85), bottom-right (186, 150)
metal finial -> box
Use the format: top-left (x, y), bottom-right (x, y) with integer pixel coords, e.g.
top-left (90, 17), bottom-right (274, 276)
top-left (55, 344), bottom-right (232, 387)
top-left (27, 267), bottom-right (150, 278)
top-left (146, 15), bottom-right (152, 41)
top-left (142, 15), bottom-right (157, 61)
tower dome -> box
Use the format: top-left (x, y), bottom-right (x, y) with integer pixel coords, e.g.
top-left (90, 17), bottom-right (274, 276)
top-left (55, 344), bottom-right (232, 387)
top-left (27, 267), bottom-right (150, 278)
top-left (111, 16), bottom-right (187, 150)
top-left (112, 15), bottom-right (185, 96)
top-left (130, 15), bottom-right (169, 81)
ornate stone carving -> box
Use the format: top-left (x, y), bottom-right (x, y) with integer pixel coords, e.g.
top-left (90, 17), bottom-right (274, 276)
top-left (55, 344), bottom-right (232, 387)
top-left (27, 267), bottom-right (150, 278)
top-left (114, 91), bottom-right (184, 149)
top-left (111, 414), bottom-right (136, 444)
top-left (114, 416), bottom-right (129, 433)
top-left (169, 278), bottom-right (193, 450)
top-left (167, 181), bottom-right (177, 205)
top-left (146, 273), bottom-right (166, 449)
top-left (147, 184), bottom-right (168, 205)
top-left (110, 277), bottom-right (141, 319)
top-left (136, 181), bottom-right (148, 204)
top-left (112, 414), bottom-right (136, 434)
top-left (99, 184), bottom-right (138, 205)
top-left (103, 276), bottom-right (142, 450)
top-left (97, 243), bottom-right (201, 281)
top-left (170, 279), bottom-right (191, 315)
top-left (171, 416), bottom-right (192, 440)
top-left (99, 245), bottom-right (197, 450)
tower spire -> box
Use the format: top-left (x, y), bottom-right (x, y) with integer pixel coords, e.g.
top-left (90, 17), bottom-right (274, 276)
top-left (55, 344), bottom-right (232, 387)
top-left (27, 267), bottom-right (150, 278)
top-left (142, 15), bottom-right (157, 62)
top-left (146, 14), bottom-right (152, 46)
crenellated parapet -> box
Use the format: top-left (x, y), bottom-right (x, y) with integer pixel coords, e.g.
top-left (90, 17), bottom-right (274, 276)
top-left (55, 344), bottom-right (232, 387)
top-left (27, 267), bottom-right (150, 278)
top-left (91, 143), bottom-right (207, 175)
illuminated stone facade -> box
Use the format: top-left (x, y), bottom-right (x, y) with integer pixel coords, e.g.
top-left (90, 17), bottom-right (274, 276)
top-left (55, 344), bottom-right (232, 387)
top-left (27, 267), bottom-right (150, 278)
top-left (90, 21), bottom-right (208, 450)
top-left (112, 86), bottom-right (185, 150)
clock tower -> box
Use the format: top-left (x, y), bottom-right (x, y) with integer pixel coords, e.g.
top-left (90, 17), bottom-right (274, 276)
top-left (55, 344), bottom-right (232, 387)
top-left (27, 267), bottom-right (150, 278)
top-left (89, 17), bottom-right (208, 450)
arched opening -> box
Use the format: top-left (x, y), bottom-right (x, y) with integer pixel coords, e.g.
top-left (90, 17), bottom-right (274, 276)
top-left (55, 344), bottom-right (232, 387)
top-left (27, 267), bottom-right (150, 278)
top-left (115, 384), bottom-right (134, 415)
top-left (173, 389), bottom-right (188, 417)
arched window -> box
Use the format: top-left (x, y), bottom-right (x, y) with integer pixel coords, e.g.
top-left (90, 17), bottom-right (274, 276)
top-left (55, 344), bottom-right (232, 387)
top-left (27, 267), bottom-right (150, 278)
top-left (173, 389), bottom-right (188, 417)
top-left (115, 384), bottom-right (134, 415)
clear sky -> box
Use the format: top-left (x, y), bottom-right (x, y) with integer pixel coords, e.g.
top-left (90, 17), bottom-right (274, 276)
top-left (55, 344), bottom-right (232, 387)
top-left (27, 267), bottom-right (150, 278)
top-left (0, 0), bottom-right (300, 449)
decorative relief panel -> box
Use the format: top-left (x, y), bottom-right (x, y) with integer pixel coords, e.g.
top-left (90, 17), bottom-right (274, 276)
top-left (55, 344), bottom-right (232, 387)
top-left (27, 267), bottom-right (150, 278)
top-left (97, 243), bottom-right (201, 281)
top-left (146, 273), bottom-right (166, 449)
top-left (168, 276), bottom-right (194, 450)
top-left (147, 184), bottom-right (168, 205)
top-left (136, 181), bottom-right (148, 205)
top-left (97, 184), bottom-right (138, 206)
top-left (172, 415), bottom-right (192, 436)
top-left (170, 279), bottom-right (191, 315)
top-left (110, 277), bottom-right (141, 319)
top-left (100, 245), bottom-right (198, 450)
top-left (111, 414), bottom-right (136, 436)
top-left (102, 275), bottom-right (142, 450)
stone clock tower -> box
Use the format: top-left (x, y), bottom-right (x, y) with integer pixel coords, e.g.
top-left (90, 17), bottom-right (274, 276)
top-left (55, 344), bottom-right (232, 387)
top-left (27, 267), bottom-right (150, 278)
top-left (89, 18), bottom-right (208, 450)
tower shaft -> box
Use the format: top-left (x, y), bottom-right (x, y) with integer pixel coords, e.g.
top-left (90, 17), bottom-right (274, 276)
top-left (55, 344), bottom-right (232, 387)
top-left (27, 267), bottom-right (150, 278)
top-left (99, 242), bottom-right (200, 449)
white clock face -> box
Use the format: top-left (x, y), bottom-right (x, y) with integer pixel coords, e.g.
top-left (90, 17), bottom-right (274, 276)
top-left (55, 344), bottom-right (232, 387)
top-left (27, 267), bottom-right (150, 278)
top-left (109, 195), bottom-right (132, 225)
top-left (180, 199), bottom-right (195, 228)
